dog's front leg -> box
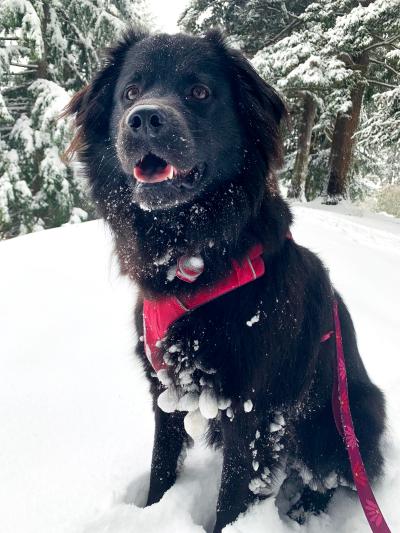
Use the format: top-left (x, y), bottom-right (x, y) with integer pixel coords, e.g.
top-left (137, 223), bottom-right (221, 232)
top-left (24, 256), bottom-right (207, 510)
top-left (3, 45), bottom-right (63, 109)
top-left (147, 403), bottom-right (187, 506)
top-left (214, 409), bottom-right (285, 533)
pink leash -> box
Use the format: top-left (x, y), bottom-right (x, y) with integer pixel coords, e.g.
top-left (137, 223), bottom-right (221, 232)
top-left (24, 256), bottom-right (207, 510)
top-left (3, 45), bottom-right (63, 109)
top-left (323, 299), bottom-right (391, 532)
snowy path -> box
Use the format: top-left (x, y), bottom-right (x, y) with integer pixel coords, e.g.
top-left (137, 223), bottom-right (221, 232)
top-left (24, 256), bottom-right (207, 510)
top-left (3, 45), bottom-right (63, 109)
top-left (0, 205), bottom-right (399, 533)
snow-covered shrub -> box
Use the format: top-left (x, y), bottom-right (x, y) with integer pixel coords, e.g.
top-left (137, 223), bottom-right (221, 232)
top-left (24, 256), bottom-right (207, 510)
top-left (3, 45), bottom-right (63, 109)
top-left (374, 185), bottom-right (400, 218)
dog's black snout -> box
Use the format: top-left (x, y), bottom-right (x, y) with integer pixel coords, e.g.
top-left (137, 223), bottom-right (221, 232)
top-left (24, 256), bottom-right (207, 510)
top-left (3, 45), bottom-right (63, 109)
top-left (127, 105), bottom-right (165, 136)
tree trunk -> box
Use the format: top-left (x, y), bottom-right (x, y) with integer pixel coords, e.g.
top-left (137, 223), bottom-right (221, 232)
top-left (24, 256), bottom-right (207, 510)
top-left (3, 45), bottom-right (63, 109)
top-left (325, 51), bottom-right (369, 203)
top-left (36, 1), bottom-right (50, 79)
top-left (287, 92), bottom-right (317, 200)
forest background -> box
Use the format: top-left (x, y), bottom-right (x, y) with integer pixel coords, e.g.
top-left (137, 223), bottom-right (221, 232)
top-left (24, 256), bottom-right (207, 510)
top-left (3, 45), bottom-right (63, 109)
top-left (1, 0), bottom-right (399, 240)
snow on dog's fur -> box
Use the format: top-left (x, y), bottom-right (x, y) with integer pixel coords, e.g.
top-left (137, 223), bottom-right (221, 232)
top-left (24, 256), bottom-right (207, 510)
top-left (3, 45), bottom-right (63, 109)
top-left (64, 28), bottom-right (386, 532)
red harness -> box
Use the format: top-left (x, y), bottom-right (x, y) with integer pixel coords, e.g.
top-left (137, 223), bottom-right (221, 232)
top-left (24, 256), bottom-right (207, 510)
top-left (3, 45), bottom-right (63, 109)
top-left (142, 242), bottom-right (390, 532)
top-left (143, 243), bottom-right (265, 372)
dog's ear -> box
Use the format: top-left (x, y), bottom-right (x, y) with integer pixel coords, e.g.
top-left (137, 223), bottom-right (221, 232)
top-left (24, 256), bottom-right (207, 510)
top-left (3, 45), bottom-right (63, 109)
top-left (204, 28), bottom-right (226, 47)
top-left (231, 52), bottom-right (287, 125)
top-left (62, 27), bottom-right (148, 160)
top-left (229, 48), bottom-right (287, 169)
top-left (209, 33), bottom-right (287, 171)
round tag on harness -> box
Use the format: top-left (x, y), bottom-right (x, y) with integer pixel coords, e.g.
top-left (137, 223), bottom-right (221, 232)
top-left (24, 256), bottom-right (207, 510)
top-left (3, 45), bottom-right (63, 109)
top-left (176, 255), bottom-right (204, 283)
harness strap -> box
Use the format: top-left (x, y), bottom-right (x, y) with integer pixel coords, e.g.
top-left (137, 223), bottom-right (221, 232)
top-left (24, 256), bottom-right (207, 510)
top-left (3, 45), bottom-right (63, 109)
top-left (322, 300), bottom-right (391, 532)
top-left (143, 243), bottom-right (265, 373)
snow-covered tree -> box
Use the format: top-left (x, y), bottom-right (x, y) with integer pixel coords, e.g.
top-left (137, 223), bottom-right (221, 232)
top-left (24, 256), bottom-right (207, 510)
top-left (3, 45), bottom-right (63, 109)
top-left (357, 86), bottom-right (400, 185)
top-left (253, 24), bottom-right (353, 200)
top-left (255, 0), bottom-right (400, 201)
top-left (181, 0), bottom-right (400, 204)
top-left (0, 0), bottom-right (151, 239)
top-left (179, 0), bottom-right (312, 56)
top-left (319, 0), bottom-right (400, 202)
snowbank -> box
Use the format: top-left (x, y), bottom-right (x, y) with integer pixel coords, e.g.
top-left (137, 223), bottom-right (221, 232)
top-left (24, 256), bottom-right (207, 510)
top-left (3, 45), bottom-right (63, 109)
top-left (0, 204), bottom-right (399, 533)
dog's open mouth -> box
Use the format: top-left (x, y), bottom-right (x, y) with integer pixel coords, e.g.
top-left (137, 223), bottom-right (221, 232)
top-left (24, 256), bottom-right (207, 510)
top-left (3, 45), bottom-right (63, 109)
top-left (133, 153), bottom-right (202, 189)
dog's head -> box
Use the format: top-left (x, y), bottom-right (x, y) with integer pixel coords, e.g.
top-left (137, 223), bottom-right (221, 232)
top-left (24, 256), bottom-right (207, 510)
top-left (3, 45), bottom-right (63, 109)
top-left (65, 29), bottom-right (286, 211)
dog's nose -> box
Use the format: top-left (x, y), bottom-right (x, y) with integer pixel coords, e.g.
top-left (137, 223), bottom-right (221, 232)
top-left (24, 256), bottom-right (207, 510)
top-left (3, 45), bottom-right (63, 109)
top-left (127, 105), bottom-right (165, 136)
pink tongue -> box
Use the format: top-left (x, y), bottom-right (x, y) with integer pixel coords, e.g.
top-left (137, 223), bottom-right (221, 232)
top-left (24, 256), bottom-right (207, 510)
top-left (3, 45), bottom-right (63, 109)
top-left (133, 163), bottom-right (174, 183)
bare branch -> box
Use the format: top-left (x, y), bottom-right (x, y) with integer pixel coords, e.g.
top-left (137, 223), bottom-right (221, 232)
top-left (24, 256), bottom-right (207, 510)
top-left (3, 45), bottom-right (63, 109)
top-left (370, 58), bottom-right (400, 77)
top-left (10, 62), bottom-right (38, 69)
top-left (9, 70), bottom-right (37, 76)
top-left (264, 19), bottom-right (302, 47)
top-left (366, 79), bottom-right (398, 89)
top-left (264, 5), bottom-right (301, 21)
top-left (0, 36), bottom-right (19, 41)
top-left (287, 12), bottom-right (302, 21)
top-left (363, 34), bottom-right (400, 52)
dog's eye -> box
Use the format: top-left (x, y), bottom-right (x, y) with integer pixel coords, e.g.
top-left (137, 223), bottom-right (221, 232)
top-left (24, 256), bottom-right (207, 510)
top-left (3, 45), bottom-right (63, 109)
top-left (191, 85), bottom-right (210, 100)
top-left (125, 85), bottom-right (140, 101)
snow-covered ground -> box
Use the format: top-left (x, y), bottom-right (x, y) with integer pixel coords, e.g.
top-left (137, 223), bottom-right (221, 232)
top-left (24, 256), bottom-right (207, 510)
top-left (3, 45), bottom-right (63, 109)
top-left (1, 204), bottom-right (399, 533)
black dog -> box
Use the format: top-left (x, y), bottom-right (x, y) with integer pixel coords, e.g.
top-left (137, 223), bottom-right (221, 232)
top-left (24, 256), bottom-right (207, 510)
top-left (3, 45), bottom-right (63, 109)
top-left (65, 28), bottom-right (386, 532)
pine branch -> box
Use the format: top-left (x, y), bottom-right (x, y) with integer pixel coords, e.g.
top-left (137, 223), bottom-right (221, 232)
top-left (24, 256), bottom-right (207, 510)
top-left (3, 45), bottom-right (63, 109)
top-left (55, 6), bottom-right (95, 55)
top-left (0, 36), bottom-right (19, 40)
top-left (2, 84), bottom-right (31, 94)
top-left (6, 98), bottom-right (30, 104)
top-left (370, 58), bottom-right (400, 78)
top-left (61, 57), bottom-right (86, 85)
top-left (366, 79), bottom-right (398, 89)
top-left (285, 86), bottom-right (321, 94)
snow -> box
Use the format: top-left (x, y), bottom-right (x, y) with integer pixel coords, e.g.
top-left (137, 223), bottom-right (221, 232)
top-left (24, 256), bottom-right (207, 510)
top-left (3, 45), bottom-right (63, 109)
top-left (198, 388), bottom-right (218, 419)
top-left (148, 0), bottom-right (189, 33)
top-left (157, 386), bottom-right (180, 413)
top-left (1, 203), bottom-right (400, 533)
top-left (178, 392), bottom-right (199, 412)
top-left (184, 409), bottom-right (209, 441)
top-left (246, 311), bottom-right (260, 327)
top-left (243, 400), bottom-right (253, 413)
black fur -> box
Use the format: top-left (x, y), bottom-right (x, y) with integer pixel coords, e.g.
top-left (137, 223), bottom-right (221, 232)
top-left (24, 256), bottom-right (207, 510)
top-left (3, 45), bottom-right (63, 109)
top-left (64, 28), bottom-right (386, 532)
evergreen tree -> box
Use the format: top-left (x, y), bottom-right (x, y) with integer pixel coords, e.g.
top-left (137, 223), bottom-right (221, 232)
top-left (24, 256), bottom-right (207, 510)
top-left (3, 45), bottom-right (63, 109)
top-left (357, 86), bottom-right (400, 187)
top-left (253, 17), bottom-right (353, 200)
top-left (0, 0), bottom-right (150, 239)
top-left (180, 0), bottom-right (400, 203)
top-left (179, 0), bottom-right (312, 57)
top-left (247, 0), bottom-right (400, 201)
top-left (321, 0), bottom-right (400, 201)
